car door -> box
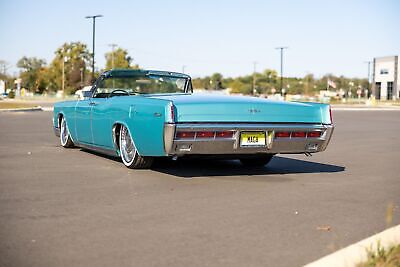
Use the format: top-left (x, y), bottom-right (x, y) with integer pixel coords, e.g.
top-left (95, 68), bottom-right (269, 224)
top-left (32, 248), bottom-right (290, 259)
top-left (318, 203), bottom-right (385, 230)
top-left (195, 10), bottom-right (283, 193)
top-left (75, 98), bottom-right (93, 144)
top-left (91, 97), bottom-right (113, 148)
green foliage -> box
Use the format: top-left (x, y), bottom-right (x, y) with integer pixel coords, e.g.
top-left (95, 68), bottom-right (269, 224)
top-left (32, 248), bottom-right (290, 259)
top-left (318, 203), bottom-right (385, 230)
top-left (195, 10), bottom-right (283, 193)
top-left (105, 47), bottom-right (138, 70)
top-left (17, 56), bottom-right (47, 93)
top-left (229, 80), bottom-right (252, 94)
top-left (357, 243), bottom-right (400, 267)
top-left (47, 42), bottom-right (91, 94)
top-left (8, 90), bottom-right (15, 98)
top-left (192, 68), bottom-right (368, 96)
top-left (210, 73), bottom-right (223, 89)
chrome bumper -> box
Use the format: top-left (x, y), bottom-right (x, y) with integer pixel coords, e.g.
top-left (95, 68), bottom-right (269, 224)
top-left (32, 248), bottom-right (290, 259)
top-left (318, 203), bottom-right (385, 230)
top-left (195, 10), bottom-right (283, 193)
top-left (164, 123), bottom-right (334, 155)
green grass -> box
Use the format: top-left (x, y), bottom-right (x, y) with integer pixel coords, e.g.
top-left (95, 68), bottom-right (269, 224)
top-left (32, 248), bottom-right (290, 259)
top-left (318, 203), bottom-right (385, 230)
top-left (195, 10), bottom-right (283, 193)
top-left (0, 102), bottom-right (39, 109)
top-left (357, 244), bottom-right (400, 267)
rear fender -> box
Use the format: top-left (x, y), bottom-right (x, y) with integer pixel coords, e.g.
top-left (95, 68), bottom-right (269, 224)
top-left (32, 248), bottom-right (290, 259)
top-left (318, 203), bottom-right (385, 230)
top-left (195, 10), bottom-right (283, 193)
top-left (110, 99), bottom-right (170, 157)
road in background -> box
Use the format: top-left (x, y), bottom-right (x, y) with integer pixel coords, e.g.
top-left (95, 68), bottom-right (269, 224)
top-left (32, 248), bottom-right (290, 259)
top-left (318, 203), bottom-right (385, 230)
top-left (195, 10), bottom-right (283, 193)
top-left (0, 110), bottom-right (399, 266)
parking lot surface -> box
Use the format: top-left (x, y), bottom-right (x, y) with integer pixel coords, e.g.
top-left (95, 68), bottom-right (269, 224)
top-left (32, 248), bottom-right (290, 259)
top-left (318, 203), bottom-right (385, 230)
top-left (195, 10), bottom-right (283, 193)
top-left (0, 110), bottom-right (399, 266)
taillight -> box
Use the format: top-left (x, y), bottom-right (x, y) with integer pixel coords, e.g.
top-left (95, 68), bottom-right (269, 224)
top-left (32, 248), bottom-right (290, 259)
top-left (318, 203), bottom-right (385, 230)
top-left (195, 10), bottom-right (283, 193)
top-left (275, 132), bottom-right (291, 138)
top-left (175, 131), bottom-right (195, 139)
top-left (292, 132), bottom-right (306, 138)
top-left (307, 131), bottom-right (322, 138)
top-left (216, 131), bottom-right (234, 138)
top-left (196, 131), bottom-right (214, 138)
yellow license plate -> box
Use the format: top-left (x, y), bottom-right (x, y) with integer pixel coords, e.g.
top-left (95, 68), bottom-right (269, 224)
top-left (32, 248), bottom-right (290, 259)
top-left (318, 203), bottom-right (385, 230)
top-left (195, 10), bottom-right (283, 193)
top-left (240, 132), bottom-right (266, 147)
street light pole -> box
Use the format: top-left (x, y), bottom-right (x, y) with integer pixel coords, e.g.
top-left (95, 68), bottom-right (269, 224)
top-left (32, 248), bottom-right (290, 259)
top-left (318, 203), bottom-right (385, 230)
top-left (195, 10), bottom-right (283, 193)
top-left (85, 15), bottom-right (103, 81)
top-left (275, 47), bottom-right (288, 95)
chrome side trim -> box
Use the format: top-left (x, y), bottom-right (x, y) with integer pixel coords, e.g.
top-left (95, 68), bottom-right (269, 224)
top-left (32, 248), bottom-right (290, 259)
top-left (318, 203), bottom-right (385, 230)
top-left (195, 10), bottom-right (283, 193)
top-left (76, 142), bottom-right (119, 157)
top-left (163, 123), bottom-right (176, 154)
top-left (175, 122), bottom-right (329, 130)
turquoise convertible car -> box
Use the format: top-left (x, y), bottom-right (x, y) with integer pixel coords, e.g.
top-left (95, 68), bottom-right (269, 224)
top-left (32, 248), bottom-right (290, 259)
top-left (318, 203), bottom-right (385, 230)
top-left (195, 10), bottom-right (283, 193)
top-left (53, 69), bottom-right (334, 169)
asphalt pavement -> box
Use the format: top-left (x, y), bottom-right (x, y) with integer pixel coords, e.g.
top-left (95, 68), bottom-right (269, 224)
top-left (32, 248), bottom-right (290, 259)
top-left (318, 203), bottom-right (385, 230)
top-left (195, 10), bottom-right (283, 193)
top-left (0, 110), bottom-right (399, 267)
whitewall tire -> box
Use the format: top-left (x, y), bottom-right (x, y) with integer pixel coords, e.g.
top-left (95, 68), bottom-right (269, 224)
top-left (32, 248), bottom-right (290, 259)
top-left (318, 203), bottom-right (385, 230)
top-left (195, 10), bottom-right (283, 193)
top-left (119, 125), bottom-right (153, 169)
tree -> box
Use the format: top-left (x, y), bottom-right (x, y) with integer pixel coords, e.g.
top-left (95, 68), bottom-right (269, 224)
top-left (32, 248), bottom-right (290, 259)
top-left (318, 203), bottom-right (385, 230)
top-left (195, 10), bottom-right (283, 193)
top-left (17, 56), bottom-right (47, 93)
top-left (105, 47), bottom-right (138, 70)
top-left (47, 42), bottom-right (91, 94)
top-left (229, 80), bottom-right (252, 94)
top-left (0, 60), bottom-right (10, 77)
top-left (210, 73), bottom-right (223, 89)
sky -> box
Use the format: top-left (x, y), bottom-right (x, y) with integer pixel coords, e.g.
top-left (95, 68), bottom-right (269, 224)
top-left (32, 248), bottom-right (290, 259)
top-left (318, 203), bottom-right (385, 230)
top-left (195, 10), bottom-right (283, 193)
top-left (0, 0), bottom-right (399, 79)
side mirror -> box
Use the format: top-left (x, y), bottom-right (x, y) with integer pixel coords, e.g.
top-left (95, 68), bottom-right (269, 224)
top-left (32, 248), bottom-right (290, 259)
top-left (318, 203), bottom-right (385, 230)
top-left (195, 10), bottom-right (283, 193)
top-left (82, 91), bottom-right (92, 98)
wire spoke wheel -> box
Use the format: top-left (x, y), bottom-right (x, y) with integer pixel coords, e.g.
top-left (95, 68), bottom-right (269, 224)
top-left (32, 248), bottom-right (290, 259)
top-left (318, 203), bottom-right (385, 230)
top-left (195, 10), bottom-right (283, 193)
top-left (119, 125), bottom-right (153, 169)
top-left (60, 117), bottom-right (74, 148)
top-left (120, 125), bottom-right (137, 165)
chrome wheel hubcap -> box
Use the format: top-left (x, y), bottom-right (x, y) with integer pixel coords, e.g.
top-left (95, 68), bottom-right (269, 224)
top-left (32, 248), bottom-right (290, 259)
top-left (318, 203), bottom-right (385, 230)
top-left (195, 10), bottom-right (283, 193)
top-left (120, 126), bottom-right (136, 164)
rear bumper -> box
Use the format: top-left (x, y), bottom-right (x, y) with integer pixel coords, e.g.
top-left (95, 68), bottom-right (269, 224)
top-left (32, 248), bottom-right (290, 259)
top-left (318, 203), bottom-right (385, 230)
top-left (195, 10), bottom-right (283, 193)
top-left (164, 123), bottom-right (334, 155)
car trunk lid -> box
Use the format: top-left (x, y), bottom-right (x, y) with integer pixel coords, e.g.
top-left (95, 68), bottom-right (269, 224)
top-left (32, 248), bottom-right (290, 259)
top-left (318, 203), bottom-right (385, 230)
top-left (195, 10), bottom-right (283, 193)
top-left (150, 94), bottom-right (330, 124)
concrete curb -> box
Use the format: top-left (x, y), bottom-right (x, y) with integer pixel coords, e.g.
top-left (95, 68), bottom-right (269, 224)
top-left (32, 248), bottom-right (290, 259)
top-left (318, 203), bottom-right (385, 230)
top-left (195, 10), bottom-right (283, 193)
top-left (0, 106), bottom-right (54, 112)
top-left (304, 224), bottom-right (400, 267)
top-left (0, 107), bottom-right (43, 112)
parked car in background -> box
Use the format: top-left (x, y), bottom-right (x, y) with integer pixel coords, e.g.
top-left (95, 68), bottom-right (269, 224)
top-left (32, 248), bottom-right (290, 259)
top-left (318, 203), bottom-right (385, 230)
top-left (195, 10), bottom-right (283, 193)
top-left (53, 69), bottom-right (334, 169)
top-left (74, 86), bottom-right (92, 100)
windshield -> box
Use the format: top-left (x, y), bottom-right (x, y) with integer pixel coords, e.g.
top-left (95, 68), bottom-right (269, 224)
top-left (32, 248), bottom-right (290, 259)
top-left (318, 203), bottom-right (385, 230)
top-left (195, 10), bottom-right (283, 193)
top-left (93, 74), bottom-right (188, 98)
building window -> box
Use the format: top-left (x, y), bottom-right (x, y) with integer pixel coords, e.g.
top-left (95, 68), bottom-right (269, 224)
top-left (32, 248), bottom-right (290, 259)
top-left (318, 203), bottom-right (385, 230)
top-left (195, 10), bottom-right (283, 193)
top-left (380, 69), bottom-right (389, 74)
top-left (387, 82), bottom-right (393, 100)
top-left (375, 82), bottom-right (381, 100)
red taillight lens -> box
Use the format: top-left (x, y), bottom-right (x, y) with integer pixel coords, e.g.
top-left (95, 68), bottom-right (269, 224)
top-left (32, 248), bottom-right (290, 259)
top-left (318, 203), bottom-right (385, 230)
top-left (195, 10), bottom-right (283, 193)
top-left (215, 131), bottom-right (234, 138)
top-left (292, 132), bottom-right (306, 138)
top-left (275, 131), bottom-right (291, 138)
top-left (175, 131), bottom-right (195, 139)
top-left (196, 131), bottom-right (215, 138)
top-left (307, 131), bottom-right (322, 138)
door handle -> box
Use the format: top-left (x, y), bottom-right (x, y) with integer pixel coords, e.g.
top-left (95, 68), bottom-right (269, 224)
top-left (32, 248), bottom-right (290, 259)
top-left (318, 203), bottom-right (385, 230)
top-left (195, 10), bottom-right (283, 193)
top-left (89, 102), bottom-right (97, 106)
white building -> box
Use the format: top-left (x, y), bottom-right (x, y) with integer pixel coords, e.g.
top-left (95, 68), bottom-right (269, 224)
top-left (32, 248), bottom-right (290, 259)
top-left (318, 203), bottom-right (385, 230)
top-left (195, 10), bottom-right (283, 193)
top-left (372, 56), bottom-right (399, 100)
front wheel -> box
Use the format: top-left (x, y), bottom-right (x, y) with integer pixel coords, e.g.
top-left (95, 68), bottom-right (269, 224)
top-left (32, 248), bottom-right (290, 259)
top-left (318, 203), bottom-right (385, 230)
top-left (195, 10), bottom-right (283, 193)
top-left (60, 117), bottom-right (74, 148)
top-left (239, 154), bottom-right (274, 167)
top-left (119, 125), bottom-right (153, 169)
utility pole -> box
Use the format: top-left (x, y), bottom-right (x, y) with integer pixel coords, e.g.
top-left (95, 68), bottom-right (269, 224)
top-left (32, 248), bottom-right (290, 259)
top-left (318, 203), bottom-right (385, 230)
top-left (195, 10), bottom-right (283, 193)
top-left (364, 61), bottom-right (371, 94)
top-left (108, 43), bottom-right (117, 69)
top-left (182, 65), bottom-right (186, 74)
top-left (253, 61), bottom-right (257, 95)
top-left (85, 15), bottom-right (103, 81)
top-left (62, 57), bottom-right (65, 92)
top-left (275, 47), bottom-right (288, 95)
top-left (61, 49), bottom-right (67, 93)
